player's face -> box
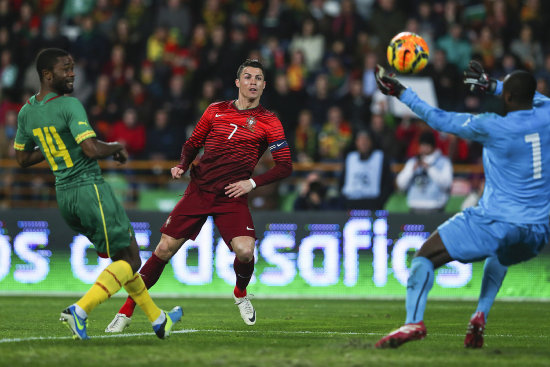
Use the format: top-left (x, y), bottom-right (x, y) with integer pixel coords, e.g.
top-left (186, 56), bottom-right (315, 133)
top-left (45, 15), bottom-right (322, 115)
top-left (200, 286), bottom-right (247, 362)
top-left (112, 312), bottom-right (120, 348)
top-left (236, 67), bottom-right (266, 100)
top-left (50, 56), bottom-right (75, 94)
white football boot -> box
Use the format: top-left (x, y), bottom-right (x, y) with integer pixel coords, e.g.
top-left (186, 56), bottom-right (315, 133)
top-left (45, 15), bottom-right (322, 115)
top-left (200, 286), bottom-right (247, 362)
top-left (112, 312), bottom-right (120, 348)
top-left (233, 294), bottom-right (256, 325)
top-left (105, 313), bottom-right (132, 333)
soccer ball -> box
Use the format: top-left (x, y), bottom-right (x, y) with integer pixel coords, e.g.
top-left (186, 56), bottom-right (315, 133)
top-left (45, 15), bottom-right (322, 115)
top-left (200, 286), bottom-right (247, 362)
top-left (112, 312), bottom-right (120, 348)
top-left (387, 32), bottom-right (429, 74)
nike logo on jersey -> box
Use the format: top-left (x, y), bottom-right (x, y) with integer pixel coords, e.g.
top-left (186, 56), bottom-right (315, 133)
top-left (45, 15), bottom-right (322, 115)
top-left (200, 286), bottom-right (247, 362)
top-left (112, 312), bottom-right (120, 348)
top-left (462, 117), bottom-right (472, 127)
top-left (246, 226), bottom-right (254, 231)
top-left (215, 113), bottom-right (224, 117)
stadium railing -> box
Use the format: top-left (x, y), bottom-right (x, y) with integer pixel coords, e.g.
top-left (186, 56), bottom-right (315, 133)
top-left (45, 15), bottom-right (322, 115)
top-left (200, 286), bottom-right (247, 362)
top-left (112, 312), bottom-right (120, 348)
top-left (0, 159), bottom-right (484, 209)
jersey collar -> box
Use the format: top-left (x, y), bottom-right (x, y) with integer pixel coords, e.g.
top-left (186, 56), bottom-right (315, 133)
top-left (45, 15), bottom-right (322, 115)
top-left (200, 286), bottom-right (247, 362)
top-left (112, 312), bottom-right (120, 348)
top-left (33, 92), bottom-right (61, 105)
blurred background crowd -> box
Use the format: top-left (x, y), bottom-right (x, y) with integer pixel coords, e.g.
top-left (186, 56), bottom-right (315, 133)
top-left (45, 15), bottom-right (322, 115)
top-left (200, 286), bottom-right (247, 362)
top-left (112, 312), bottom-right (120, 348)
top-left (1, 0), bottom-right (550, 211)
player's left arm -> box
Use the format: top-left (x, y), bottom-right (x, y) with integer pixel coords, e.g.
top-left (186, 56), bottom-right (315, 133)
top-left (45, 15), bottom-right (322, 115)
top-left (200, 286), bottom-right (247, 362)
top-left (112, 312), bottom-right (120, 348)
top-left (225, 115), bottom-right (293, 198)
top-left (14, 113), bottom-right (45, 167)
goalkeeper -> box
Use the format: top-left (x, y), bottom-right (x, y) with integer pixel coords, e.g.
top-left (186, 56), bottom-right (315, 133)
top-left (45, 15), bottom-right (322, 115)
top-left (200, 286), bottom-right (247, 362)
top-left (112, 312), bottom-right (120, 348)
top-left (374, 61), bottom-right (550, 349)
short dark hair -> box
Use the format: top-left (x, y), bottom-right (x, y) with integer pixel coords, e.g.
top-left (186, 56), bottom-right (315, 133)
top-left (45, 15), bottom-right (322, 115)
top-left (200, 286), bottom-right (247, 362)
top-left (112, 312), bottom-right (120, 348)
top-left (503, 70), bottom-right (536, 104)
top-left (236, 59), bottom-right (265, 79)
top-left (35, 48), bottom-right (69, 81)
top-left (419, 130), bottom-right (436, 147)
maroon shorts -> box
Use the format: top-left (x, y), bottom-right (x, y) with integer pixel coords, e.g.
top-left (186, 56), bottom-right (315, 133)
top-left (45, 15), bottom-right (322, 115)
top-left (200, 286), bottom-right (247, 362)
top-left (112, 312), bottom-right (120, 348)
top-left (160, 181), bottom-right (256, 248)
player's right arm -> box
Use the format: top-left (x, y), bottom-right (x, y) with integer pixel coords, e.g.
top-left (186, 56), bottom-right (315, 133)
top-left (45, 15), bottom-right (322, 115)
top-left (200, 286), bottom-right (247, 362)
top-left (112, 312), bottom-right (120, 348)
top-left (14, 110), bottom-right (45, 167)
top-left (172, 105), bottom-right (214, 178)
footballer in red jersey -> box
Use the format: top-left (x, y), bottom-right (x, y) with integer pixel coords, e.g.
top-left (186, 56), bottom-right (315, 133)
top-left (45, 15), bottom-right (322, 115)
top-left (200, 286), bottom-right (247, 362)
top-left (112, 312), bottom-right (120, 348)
top-left (105, 59), bottom-right (292, 332)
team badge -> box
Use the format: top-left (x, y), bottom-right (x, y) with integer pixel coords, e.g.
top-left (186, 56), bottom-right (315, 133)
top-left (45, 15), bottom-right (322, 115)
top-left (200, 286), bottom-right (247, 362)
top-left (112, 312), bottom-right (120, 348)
top-left (245, 116), bottom-right (256, 131)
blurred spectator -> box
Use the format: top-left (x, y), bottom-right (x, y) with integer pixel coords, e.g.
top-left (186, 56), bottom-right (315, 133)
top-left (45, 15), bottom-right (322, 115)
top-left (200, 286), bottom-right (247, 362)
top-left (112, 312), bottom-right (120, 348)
top-left (472, 26), bottom-right (503, 72)
top-left (156, 0), bottom-right (192, 42)
top-left (164, 73), bottom-right (192, 125)
top-left (62, 0), bottom-right (95, 24)
top-left (286, 48), bottom-right (308, 93)
top-left (108, 107), bottom-right (146, 158)
top-left (0, 0), bottom-right (13, 31)
top-left (340, 130), bottom-right (394, 210)
top-left (124, 0), bottom-right (154, 43)
top-left (396, 131), bottom-right (453, 213)
top-left (145, 108), bottom-right (181, 160)
top-left (339, 78), bottom-right (370, 133)
top-left (535, 54), bottom-right (550, 87)
top-left (122, 80), bottom-right (154, 125)
top-left (146, 26), bottom-right (168, 63)
top-left (0, 109), bottom-right (16, 158)
top-left (492, 53), bottom-right (520, 80)
top-left (510, 23), bottom-right (543, 71)
top-left (331, 0), bottom-right (364, 54)
top-left (294, 171), bottom-right (336, 210)
top-left (12, 2), bottom-right (40, 67)
top-left (369, 0), bottom-right (407, 57)
top-left (110, 17), bottom-right (142, 69)
top-left (102, 44), bottom-right (134, 100)
top-left (306, 73), bottom-right (334, 126)
top-left (414, 1), bottom-right (436, 53)
top-left (436, 23), bottom-right (472, 71)
top-left (0, 49), bottom-right (18, 92)
top-left (202, 0), bottom-right (226, 35)
top-left (193, 79), bottom-right (219, 122)
top-left (369, 114), bottom-right (397, 160)
top-left (265, 73), bottom-right (302, 133)
top-left (324, 53), bottom-right (349, 99)
top-left (73, 15), bottom-right (108, 80)
top-left (424, 49), bottom-right (462, 111)
top-left (318, 105), bottom-right (352, 161)
top-left (92, 0), bottom-right (119, 38)
top-left (260, 0), bottom-right (295, 41)
top-left (289, 17), bottom-right (324, 71)
top-left (87, 74), bottom-right (117, 135)
top-left (292, 109), bottom-right (318, 163)
top-left (32, 15), bottom-right (70, 52)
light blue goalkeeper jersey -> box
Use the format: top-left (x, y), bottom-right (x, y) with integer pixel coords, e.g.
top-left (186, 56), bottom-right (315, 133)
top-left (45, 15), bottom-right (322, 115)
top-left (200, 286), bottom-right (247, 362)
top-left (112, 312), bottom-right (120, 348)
top-left (400, 81), bottom-right (550, 224)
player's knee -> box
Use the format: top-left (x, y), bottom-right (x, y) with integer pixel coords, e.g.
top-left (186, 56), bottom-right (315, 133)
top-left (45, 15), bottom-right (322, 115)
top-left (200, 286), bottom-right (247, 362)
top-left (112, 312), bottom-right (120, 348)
top-left (235, 247), bottom-right (254, 263)
top-left (154, 234), bottom-right (183, 261)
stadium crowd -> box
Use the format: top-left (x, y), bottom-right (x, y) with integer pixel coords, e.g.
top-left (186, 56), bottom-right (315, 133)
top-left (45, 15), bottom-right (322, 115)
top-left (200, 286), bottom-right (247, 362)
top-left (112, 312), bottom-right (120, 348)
top-left (1, 0), bottom-right (550, 209)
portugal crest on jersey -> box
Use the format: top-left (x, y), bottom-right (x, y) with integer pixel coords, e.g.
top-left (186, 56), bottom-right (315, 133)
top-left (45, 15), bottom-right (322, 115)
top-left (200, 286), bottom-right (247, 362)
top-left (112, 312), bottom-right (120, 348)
top-left (245, 116), bottom-right (256, 131)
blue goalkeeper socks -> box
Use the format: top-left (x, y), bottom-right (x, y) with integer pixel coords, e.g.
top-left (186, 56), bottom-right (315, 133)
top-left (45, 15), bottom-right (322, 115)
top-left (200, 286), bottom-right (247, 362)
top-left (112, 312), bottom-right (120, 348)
top-left (405, 256), bottom-right (434, 324)
top-left (475, 256), bottom-right (507, 321)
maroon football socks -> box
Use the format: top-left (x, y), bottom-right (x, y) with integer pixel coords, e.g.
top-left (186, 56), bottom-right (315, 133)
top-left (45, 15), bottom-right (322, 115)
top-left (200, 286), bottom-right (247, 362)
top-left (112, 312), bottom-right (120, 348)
top-left (233, 256), bottom-right (254, 298)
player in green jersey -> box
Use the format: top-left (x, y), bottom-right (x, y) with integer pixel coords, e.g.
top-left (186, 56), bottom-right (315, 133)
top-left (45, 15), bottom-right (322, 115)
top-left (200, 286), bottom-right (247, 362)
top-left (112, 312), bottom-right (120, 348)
top-left (14, 48), bottom-right (182, 340)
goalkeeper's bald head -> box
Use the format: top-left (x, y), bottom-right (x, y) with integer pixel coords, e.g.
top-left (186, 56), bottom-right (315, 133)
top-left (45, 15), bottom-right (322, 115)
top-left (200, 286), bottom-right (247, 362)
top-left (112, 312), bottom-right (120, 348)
top-left (503, 70), bottom-right (536, 106)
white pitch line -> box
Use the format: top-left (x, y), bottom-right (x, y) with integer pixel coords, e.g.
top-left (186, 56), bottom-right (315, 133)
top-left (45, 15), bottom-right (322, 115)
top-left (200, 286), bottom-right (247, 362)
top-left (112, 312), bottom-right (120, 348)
top-left (0, 329), bottom-right (547, 344)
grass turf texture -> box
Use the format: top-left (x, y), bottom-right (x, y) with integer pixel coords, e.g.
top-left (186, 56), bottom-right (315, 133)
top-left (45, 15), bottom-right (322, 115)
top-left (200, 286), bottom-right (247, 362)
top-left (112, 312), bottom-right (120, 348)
top-left (0, 297), bottom-right (548, 367)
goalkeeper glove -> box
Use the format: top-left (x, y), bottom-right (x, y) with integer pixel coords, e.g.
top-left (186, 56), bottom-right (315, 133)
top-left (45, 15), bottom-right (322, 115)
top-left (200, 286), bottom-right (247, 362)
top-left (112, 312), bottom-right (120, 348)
top-left (374, 64), bottom-right (406, 97)
top-left (463, 60), bottom-right (497, 94)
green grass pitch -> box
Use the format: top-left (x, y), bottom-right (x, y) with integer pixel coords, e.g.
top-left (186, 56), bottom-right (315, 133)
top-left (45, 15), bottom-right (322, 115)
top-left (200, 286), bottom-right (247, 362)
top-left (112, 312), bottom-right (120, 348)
top-left (0, 296), bottom-right (548, 367)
